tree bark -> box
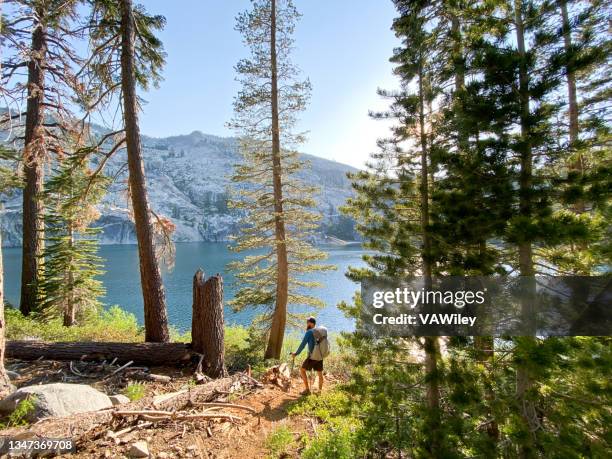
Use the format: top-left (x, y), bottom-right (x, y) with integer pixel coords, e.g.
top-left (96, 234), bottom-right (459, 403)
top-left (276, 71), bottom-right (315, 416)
top-left (192, 270), bottom-right (227, 378)
top-left (514, 2), bottom-right (539, 456)
top-left (559, 0), bottom-right (585, 216)
top-left (6, 341), bottom-right (192, 366)
top-left (0, 230), bottom-right (14, 397)
top-left (20, 12), bottom-right (47, 316)
top-left (120, 0), bottom-right (169, 342)
top-left (560, 0), bottom-right (579, 148)
top-left (417, 61), bottom-right (441, 456)
top-left (265, 0), bottom-right (289, 360)
top-left (64, 228), bottom-right (76, 326)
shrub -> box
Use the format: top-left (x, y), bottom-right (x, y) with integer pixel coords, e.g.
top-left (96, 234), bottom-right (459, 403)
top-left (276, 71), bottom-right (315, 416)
top-left (123, 382), bottom-right (146, 401)
top-left (289, 388), bottom-right (362, 458)
top-left (265, 425), bottom-right (295, 458)
top-left (301, 424), bottom-right (357, 459)
top-left (5, 305), bottom-right (143, 342)
top-left (288, 387), bottom-right (353, 422)
top-left (0, 396), bottom-right (37, 427)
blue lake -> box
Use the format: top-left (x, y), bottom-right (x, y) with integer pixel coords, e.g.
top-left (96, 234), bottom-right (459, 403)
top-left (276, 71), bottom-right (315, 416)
top-left (2, 242), bottom-right (366, 332)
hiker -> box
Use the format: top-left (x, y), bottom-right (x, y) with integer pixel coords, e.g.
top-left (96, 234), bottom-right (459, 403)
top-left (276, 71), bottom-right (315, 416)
top-left (291, 316), bottom-right (328, 395)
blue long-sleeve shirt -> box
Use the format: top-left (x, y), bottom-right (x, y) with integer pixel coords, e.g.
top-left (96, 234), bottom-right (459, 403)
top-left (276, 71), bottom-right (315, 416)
top-left (295, 329), bottom-right (315, 356)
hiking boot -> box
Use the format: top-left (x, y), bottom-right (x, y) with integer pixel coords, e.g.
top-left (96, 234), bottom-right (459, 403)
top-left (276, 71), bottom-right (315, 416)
top-left (299, 389), bottom-right (311, 396)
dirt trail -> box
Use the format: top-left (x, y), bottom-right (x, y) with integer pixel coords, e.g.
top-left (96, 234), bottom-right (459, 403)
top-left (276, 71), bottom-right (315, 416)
top-left (1, 360), bottom-right (322, 458)
top-left (79, 377), bottom-right (314, 458)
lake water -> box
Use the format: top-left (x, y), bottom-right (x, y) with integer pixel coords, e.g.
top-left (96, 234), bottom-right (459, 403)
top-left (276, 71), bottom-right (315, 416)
top-left (2, 242), bottom-right (366, 332)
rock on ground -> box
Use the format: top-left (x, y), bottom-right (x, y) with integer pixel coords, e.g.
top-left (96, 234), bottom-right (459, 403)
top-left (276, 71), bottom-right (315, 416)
top-left (0, 383), bottom-right (112, 421)
top-left (110, 394), bottom-right (131, 405)
top-left (128, 441), bottom-right (149, 458)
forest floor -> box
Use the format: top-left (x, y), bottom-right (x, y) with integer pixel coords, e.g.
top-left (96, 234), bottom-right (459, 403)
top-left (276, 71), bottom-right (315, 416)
top-left (1, 359), bottom-right (336, 458)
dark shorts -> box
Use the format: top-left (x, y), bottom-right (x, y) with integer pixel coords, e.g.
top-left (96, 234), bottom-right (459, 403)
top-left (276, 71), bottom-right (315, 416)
top-left (302, 358), bottom-right (323, 372)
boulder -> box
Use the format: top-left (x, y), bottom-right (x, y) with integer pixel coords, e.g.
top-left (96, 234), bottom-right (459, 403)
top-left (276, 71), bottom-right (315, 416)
top-left (110, 394), bottom-right (131, 405)
top-left (129, 441), bottom-right (150, 458)
top-left (0, 383), bottom-right (113, 421)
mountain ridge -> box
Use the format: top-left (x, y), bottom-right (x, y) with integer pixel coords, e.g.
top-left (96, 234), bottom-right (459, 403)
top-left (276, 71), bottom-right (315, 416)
top-left (1, 129), bottom-right (358, 247)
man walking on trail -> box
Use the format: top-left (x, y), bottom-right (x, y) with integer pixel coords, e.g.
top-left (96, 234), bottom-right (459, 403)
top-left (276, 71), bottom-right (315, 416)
top-left (291, 316), bottom-right (323, 395)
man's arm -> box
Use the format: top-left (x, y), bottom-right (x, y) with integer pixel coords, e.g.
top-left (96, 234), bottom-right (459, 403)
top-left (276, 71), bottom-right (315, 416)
top-left (292, 332), bottom-right (310, 356)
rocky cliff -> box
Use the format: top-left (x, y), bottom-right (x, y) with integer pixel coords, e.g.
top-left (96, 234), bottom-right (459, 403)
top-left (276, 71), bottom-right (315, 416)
top-left (1, 130), bottom-right (358, 247)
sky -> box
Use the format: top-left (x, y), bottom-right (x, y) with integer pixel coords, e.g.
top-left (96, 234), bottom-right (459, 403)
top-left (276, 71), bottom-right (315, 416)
top-left (139, 0), bottom-right (401, 169)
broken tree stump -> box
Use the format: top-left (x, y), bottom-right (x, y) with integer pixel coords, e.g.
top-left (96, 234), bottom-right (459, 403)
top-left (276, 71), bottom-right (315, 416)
top-left (192, 269), bottom-right (227, 378)
top-left (262, 363), bottom-right (292, 391)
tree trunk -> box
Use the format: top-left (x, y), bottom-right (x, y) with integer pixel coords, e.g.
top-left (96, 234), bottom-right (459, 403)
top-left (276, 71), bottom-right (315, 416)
top-left (0, 230), bottom-right (14, 397)
top-left (265, 0), bottom-right (288, 360)
top-left (417, 62), bottom-right (441, 456)
top-left (474, 335), bottom-right (500, 441)
top-left (451, 15), bottom-right (465, 99)
top-left (451, 13), bottom-right (500, 442)
top-left (6, 341), bottom-right (192, 366)
top-left (560, 0), bottom-right (579, 148)
top-left (514, 2), bottom-right (539, 456)
top-left (559, 0), bottom-right (586, 216)
top-left (192, 270), bottom-right (227, 378)
top-left (20, 14), bottom-right (47, 316)
top-left (120, 0), bottom-right (169, 343)
top-left (64, 228), bottom-right (76, 327)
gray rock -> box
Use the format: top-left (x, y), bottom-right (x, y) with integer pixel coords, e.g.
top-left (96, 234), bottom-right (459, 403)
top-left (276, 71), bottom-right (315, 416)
top-left (1, 129), bottom-right (358, 248)
top-left (6, 370), bottom-right (19, 380)
top-left (109, 394), bottom-right (131, 405)
top-left (0, 383), bottom-right (113, 421)
top-left (129, 441), bottom-right (150, 458)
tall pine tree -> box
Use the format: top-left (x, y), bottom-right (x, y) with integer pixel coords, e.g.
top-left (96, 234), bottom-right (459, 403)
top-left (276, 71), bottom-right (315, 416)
top-left (82, 0), bottom-right (171, 342)
top-left (343, 1), bottom-right (449, 454)
top-left (228, 0), bottom-right (331, 359)
top-left (1, 0), bottom-right (86, 315)
top-left (341, 0), bottom-right (610, 456)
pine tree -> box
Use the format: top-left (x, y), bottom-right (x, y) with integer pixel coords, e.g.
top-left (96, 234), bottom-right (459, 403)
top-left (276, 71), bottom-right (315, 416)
top-left (83, 0), bottom-right (171, 342)
top-left (342, 0), bottom-right (610, 457)
top-left (342, 1), bottom-right (450, 454)
top-left (537, 0), bottom-right (611, 274)
top-left (1, 0), bottom-right (86, 315)
top-left (38, 154), bottom-right (108, 326)
top-left (228, 0), bottom-right (332, 359)
top-left (434, 0), bottom-right (609, 455)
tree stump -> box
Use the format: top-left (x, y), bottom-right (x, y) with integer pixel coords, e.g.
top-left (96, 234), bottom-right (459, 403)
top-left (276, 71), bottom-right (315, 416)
top-left (192, 270), bottom-right (227, 378)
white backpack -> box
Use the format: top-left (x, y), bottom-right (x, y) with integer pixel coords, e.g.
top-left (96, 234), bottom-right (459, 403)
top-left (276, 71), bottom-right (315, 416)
top-left (309, 326), bottom-right (330, 361)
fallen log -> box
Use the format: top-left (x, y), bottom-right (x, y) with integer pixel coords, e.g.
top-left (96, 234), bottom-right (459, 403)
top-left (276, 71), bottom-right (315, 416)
top-left (114, 410), bottom-right (241, 422)
top-left (196, 402), bottom-right (257, 414)
top-left (6, 341), bottom-right (193, 366)
top-left (154, 376), bottom-right (239, 411)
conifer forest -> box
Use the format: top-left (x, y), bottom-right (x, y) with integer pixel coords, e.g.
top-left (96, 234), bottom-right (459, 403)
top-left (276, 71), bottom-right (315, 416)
top-left (0, 1), bottom-right (610, 457)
